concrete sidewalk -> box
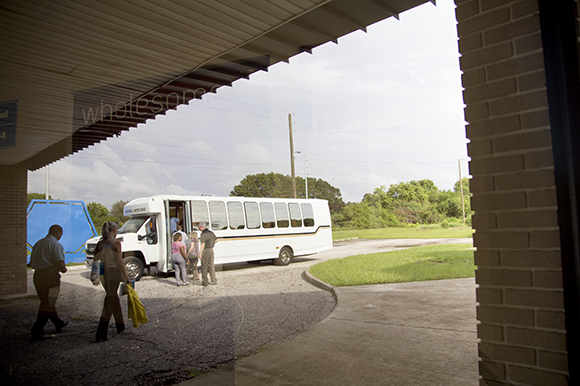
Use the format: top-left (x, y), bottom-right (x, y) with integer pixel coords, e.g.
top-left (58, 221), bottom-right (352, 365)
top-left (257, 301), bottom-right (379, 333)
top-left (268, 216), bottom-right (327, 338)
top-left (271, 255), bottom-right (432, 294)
top-left (181, 276), bottom-right (479, 386)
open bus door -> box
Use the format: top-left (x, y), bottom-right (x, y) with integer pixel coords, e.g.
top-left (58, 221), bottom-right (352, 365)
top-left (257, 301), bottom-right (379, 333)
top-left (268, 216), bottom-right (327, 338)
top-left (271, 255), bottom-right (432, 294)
top-left (163, 199), bottom-right (191, 274)
top-left (163, 200), bottom-right (173, 273)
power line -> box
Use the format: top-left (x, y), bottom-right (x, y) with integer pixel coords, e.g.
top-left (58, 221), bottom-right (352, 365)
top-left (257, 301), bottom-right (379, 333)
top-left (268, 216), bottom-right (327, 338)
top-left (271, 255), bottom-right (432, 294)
top-left (165, 95), bottom-right (462, 163)
top-left (183, 94), bottom-right (459, 162)
top-left (71, 154), bottom-right (288, 169)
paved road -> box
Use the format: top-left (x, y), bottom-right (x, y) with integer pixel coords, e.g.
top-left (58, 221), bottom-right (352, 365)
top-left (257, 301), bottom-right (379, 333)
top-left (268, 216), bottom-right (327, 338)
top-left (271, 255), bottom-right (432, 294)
top-left (0, 238), bottom-right (472, 386)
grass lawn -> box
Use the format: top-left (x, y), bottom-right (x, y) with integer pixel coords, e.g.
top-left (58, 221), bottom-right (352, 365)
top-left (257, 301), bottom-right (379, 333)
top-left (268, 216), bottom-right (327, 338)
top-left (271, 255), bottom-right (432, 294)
top-left (309, 243), bottom-right (475, 287)
top-left (332, 225), bottom-right (474, 240)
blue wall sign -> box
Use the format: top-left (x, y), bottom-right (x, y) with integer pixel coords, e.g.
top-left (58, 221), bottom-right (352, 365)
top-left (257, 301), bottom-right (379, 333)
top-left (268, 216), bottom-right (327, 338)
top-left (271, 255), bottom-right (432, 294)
top-left (27, 200), bottom-right (97, 264)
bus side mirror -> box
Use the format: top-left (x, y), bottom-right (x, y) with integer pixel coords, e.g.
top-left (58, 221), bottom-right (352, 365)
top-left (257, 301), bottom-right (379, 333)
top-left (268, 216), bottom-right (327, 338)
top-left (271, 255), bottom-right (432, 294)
top-left (138, 232), bottom-right (156, 241)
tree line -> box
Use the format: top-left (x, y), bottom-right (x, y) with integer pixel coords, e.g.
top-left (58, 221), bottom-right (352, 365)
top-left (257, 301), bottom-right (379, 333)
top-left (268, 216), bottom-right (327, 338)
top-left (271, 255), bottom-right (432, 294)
top-left (231, 173), bottom-right (472, 229)
top-left (86, 201), bottom-right (130, 230)
top-left (333, 178), bottom-right (471, 229)
top-left (28, 172), bottom-right (472, 232)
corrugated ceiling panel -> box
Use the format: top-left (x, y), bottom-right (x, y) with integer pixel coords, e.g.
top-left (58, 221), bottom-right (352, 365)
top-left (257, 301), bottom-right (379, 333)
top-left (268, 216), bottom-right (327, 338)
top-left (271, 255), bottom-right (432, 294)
top-left (0, 0), bottom-right (431, 169)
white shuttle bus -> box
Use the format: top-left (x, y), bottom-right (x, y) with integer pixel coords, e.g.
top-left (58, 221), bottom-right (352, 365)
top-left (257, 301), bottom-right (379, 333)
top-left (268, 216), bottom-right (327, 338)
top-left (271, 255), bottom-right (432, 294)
top-left (84, 195), bottom-right (333, 280)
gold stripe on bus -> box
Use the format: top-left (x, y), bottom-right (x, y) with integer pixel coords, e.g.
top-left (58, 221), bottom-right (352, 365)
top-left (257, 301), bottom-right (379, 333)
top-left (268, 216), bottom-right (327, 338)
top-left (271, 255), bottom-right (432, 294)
top-left (217, 225), bottom-right (331, 242)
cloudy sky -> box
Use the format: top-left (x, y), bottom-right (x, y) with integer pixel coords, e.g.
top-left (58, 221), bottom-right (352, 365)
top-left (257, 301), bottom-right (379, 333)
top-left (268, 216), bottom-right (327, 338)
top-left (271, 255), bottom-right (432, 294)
top-left (28, 0), bottom-right (468, 209)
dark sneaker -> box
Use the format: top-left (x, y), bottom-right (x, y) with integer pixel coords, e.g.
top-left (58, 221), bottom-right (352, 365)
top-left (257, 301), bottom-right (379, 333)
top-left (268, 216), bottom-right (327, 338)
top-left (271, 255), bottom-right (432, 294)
top-left (56, 320), bottom-right (69, 333)
top-left (31, 335), bottom-right (53, 342)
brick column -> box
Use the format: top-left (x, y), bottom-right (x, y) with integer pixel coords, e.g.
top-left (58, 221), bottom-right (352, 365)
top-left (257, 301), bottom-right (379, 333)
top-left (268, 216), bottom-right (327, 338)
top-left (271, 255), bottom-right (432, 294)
top-left (0, 165), bottom-right (28, 296)
top-left (456, 0), bottom-right (568, 384)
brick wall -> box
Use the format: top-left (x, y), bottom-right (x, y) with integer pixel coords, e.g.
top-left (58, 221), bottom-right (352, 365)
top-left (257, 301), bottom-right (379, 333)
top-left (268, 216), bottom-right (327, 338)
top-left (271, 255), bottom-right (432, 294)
top-left (0, 165), bottom-right (28, 296)
top-left (455, 0), bottom-right (569, 384)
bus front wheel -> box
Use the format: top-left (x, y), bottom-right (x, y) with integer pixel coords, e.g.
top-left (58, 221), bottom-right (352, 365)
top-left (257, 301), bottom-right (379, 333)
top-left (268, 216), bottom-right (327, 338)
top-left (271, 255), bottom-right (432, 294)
top-left (124, 256), bottom-right (144, 281)
top-left (275, 247), bottom-right (293, 266)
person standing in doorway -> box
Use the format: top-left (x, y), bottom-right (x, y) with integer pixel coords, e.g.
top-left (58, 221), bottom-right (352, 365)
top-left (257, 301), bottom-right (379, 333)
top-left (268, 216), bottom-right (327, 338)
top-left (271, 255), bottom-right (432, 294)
top-left (199, 222), bottom-right (218, 286)
top-left (169, 208), bottom-right (180, 233)
top-left (30, 224), bottom-right (69, 342)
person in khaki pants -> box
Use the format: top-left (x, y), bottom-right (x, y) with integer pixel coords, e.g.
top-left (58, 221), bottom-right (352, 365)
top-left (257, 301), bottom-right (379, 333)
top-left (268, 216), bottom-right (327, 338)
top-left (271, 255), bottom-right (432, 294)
top-left (198, 222), bottom-right (218, 286)
top-left (30, 224), bottom-right (69, 341)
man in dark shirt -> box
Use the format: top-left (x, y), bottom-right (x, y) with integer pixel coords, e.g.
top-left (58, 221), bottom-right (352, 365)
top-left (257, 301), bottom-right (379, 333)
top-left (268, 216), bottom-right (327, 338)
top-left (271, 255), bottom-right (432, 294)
top-left (199, 222), bottom-right (218, 286)
top-left (29, 224), bottom-right (69, 341)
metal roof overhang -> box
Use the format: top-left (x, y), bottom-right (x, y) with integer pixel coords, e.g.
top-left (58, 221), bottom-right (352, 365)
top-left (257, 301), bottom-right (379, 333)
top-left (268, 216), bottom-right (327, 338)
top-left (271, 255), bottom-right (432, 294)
top-left (0, 0), bottom-right (432, 171)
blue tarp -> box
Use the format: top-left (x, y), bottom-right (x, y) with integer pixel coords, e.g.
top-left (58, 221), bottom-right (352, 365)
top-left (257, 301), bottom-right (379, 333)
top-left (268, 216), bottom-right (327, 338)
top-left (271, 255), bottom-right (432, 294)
top-left (27, 200), bottom-right (97, 264)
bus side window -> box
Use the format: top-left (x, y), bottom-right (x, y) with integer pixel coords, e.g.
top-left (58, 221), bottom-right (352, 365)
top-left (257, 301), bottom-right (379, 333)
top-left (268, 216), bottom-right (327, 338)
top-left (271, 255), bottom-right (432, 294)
top-left (289, 203), bottom-right (302, 227)
top-left (275, 203), bottom-right (289, 228)
top-left (191, 200), bottom-right (209, 230)
top-left (209, 201), bottom-right (228, 230)
top-left (301, 203), bottom-right (315, 227)
top-left (227, 201), bottom-right (245, 230)
top-left (260, 202), bottom-right (275, 228)
top-left (244, 202), bottom-right (260, 229)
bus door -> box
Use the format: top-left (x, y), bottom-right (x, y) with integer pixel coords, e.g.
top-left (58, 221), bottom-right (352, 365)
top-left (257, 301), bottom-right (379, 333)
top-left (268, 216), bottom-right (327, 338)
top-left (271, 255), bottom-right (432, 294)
top-left (160, 200), bottom-right (172, 273)
top-left (183, 201), bottom-right (191, 235)
top-left (163, 199), bottom-right (190, 272)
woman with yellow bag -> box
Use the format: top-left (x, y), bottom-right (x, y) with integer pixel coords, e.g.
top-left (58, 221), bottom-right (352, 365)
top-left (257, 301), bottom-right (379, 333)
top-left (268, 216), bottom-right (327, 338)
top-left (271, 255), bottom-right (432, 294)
top-left (93, 222), bottom-right (131, 342)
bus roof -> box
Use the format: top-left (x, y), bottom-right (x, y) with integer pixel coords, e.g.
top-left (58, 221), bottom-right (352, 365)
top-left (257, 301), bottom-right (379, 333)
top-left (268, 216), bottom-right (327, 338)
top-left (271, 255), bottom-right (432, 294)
top-left (123, 195), bottom-right (329, 216)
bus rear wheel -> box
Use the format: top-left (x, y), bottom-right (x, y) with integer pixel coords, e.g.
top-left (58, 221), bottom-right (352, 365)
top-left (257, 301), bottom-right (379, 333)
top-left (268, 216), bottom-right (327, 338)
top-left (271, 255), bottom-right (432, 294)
top-left (275, 247), bottom-right (293, 266)
top-left (124, 256), bottom-right (144, 281)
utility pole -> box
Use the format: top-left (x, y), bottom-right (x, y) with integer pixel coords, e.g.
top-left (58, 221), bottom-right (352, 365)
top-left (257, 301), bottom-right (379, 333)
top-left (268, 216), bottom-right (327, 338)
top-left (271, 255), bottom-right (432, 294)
top-left (305, 158), bottom-right (308, 199)
top-left (45, 165), bottom-right (49, 200)
top-left (459, 159), bottom-right (466, 224)
top-left (289, 113), bottom-right (297, 198)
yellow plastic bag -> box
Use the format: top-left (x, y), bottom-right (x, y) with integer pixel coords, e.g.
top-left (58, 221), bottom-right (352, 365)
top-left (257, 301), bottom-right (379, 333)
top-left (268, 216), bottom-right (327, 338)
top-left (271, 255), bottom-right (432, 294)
top-left (126, 283), bottom-right (148, 328)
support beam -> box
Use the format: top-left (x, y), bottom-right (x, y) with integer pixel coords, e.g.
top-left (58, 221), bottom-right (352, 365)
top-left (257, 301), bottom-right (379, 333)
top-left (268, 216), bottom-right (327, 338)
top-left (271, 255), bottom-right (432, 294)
top-left (539, 0), bottom-right (580, 382)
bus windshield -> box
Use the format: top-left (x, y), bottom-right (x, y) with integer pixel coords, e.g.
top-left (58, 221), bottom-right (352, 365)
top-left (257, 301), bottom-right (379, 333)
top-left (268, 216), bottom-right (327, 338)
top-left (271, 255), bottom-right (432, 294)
top-left (118, 216), bottom-right (148, 234)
